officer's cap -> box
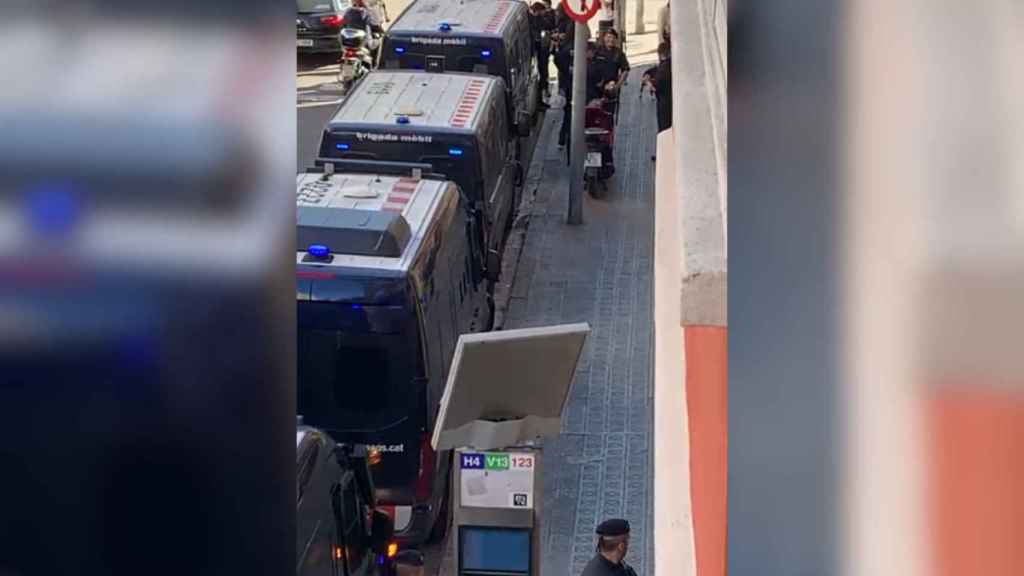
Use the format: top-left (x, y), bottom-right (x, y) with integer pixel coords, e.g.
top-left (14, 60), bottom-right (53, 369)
top-left (595, 518), bottom-right (631, 536)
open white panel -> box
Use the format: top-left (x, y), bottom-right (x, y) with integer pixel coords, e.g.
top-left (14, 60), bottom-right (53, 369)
top-left (432, 323), bottom-right (590, 451)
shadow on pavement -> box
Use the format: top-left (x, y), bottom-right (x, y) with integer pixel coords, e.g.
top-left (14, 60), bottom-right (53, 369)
top-left (297, 52), bottom-right (338, 73)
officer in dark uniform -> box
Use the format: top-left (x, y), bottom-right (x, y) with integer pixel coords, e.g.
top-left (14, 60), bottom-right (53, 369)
top-left (591, 29), bottom-right (630, 116)
top-left (342, 0), bottom-right (384, 60)
top-left (580, 518), bottom-right (639, 576)
top-left (342, 0), bottom-right (383, 35)
top-left (555, 37), bottom-right (595, 151)
top-left (528, 0), bottom-right (556, 99)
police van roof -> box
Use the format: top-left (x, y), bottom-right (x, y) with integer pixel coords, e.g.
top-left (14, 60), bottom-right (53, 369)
top-left (329, 70), bottom-right (498, 132)
top-left (389, 0), bottom-right (521, 37)
top-left (295, 171), bottom-right (454, 272)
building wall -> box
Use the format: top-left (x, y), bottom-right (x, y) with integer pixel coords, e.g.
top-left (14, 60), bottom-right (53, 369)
top-left (655, 0), bottom-right (728, 573)
top-left (683, 326), bottom-right (727, 576)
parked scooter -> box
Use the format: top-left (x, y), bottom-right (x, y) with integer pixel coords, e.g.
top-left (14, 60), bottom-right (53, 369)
top-left (337, 27), bottom-right (379, 91)
top-left (583, 100), bottom-right (616, 197)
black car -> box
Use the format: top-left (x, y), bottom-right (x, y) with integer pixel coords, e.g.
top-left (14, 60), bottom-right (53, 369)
top-left (297, 0), bottom-right (351, 54)
top-left (297, 424), bottom-right (398, 575)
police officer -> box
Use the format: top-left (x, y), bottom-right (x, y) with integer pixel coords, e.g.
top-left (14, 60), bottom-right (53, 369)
top-left (342, 0), bottom-right (383, 35)
top-left (528, 0), bottom-right (556, 100)
top-left (653, 42), bottom-right (672, 132)
top-left (342, 0), bottom-right (384, 59)
top-left (591, 29), bottom-right (630, 111)
top-left (554, 27), bottom-right (593, 150)
top-left (580, 518), bottom-right (639, 576)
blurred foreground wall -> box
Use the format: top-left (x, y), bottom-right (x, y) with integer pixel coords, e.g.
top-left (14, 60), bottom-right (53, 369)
top-left (729, 1), bottom-right (1022, 575)
top-left (654, 0), bottom-right (728, 574)
top-left (844, 1), bottom-right (1024, 575)
top-left (0, 2), bottom-right (296, 574)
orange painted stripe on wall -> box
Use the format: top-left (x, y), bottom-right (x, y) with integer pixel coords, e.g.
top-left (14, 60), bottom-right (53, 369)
top-left (930, 388), bottom-right (1024, 576)
top-left (683, 326), bottom-right (728, 576)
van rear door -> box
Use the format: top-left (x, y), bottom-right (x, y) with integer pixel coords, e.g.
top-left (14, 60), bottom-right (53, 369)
top-left (297, 292), bottom-right (426, 505)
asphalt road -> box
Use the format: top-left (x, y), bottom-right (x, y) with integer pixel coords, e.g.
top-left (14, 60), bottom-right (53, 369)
top-left (296, 0), bottom-right (415, 171)
top-left (297, 94), bottom-right (340, 171)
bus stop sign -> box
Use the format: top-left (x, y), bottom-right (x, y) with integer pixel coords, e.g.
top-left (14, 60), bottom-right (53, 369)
top-left (459, 451), bottom-right (536, 509)
top-left (433, 323), bottom-right (590, 576)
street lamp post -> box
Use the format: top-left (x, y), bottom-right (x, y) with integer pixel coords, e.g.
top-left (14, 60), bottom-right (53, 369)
top-left (567, 19), bottom-right (587, 225)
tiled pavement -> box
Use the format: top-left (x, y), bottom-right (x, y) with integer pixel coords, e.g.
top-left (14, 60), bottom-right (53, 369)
top-left (502, 67), bottom-right (659, 576)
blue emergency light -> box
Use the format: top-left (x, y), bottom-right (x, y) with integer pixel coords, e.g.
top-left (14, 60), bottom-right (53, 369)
top-left (394, 46), bottom-right (406, 54)
top-left (481, 49), bottom-right (492, 58)
top-left (24, 183), bottom-right (80, 236)
top-left (335, 143), bottom-right (350, 150)
top-left (308, 244), bottom-right (330, 258)
top-left (439, 22), bottom-right (452, 32)
top-left (396, 116), bottom-right (410, 124)
top-left (448, 147), bottom-right (464, 156)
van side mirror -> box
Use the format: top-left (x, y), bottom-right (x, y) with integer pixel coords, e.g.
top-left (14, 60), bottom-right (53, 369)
top-left (369, 509), bottom-right (394, 554)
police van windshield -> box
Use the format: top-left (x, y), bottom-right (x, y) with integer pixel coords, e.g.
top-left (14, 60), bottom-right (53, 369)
top-left (297, 302), bottom-right (420, 434)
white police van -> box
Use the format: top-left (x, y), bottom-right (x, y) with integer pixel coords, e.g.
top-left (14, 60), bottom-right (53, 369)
top-left (296, 167), bottom-right (490, 545)
top-left (382, 0), bottom-right (540, 138)
top-left (317, 70), bottom-right (522, 281)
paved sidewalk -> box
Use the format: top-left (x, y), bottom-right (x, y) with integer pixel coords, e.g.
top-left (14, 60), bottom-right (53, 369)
top-left (502, 68), bottom-right (659, 575)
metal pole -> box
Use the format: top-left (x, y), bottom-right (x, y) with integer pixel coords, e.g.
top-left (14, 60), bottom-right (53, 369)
top-left (616, 0), bottom-right (626, 43)
top-left (567, 20), bottom-right (587, 225)
top-left (633, 0), bottom-right (645, 34)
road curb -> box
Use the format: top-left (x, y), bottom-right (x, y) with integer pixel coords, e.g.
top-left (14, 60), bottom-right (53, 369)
top-left (492, 112), bottom-right (558, 330)
top-left (297, 81), bottom-right (350, 108)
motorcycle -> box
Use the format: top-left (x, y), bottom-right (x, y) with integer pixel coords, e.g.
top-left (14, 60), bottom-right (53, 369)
top-left (583, 100), bottom-right (616, 197)
top-left (337, 28), bottom-right (378, 91)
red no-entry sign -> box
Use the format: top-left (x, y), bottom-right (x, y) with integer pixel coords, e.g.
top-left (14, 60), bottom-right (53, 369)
top-left (562, 0), bottom-right (601, 23)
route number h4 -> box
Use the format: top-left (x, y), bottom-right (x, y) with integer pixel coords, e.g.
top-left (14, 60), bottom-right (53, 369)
top-left (461, 453), bottom-right (484, 469)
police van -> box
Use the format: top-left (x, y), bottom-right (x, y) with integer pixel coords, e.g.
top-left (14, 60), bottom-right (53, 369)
top-left (381, 0), bottom-right (540, 137)
top-left (296, 168), bottom-right (490, 545)
top-left (317, 70), bottom-right (521, 280)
